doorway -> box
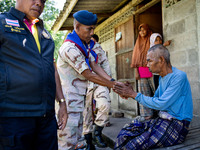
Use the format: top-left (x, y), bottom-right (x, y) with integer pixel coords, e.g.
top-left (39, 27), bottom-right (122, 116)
top-left (135, 1), bottom-right (162, 39)
top-left (114, 0), bottom-right (162, 116)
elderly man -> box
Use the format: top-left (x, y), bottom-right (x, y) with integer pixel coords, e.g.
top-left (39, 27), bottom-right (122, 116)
top-left (114, 44), bottom-right (193, 149)
top-left (0, 0), bottom-right (67, 150)
top-left (57, 10), bottom-right (117, 150)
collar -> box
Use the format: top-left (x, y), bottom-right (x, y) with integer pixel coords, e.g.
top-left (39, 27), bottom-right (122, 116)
top-left (9, 7), bottom-right (26, 22)
top-left (23, 18), bottom-right (39, 25)
top-left (9, 7), bottom-right (43, 27)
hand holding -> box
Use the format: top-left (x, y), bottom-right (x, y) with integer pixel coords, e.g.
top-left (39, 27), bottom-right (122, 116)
top-left (113, 81), bottom-right (137, 98)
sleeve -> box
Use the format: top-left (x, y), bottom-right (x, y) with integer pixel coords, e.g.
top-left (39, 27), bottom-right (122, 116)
top-left (94, 44), bottom-right (112, 76)
top-left (135, 72), bottom-right (186, 111)
top-left (99, 50), bottom-right (112, 76)
top-left (59, 42), bottom-right (89, 74)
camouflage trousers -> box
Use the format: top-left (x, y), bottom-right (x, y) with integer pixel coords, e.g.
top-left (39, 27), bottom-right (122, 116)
top-left (55, 93), bottom-right (85, 150)
top-left (138, 77), bottom-right (155, 117)
top-left (57, 111), bottom-right (83, 150)
top-left (83, 84), bottom-right (111, 134)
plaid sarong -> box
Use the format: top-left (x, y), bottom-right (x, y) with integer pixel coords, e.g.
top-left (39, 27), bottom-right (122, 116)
top-left (114, 118), bottom-right (190, 150)
top-left (138, 78), bottom-right (155, 117)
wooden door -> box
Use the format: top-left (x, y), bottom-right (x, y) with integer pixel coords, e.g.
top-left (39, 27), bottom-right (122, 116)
top-left (115, 16), bottom-right (135, 83)
top-left (115, 16), bottom-right (138, 114)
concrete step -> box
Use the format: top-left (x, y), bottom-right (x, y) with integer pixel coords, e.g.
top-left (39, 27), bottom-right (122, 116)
top-left (102, 117), bottom-right (132, 149)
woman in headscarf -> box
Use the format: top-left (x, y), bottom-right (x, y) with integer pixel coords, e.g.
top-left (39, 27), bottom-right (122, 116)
top-left (150, 33), bottom-right (171, 89)
top-left (150, 33), bottom-right (171, 48)
top-left (131, 24), bottom-right (155, 122)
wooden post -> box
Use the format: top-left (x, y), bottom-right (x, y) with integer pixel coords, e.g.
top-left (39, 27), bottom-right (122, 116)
top-left (133, 0), bottom-right (161, 15)
top-left (52, 0), bottom-right (78, 33)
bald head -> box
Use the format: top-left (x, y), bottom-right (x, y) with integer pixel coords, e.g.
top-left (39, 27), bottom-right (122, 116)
top-left (148, 44), bottom-right (171, 65)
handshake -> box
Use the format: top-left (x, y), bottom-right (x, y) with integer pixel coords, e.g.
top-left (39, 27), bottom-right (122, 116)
top-left (112, 81), bottom-right (138, 99)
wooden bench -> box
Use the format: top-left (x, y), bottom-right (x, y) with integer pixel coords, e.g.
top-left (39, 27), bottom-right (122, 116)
top-left (154, 126), bottom-right (200, 150)
top-left (102, 117), bottom-right (200, 150)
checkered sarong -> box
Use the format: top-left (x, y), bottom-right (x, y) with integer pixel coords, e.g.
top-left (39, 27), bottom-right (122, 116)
top-left (138, 78), bottom-right (155, 117)
top-left (114, 118), bottom-right (190, 150)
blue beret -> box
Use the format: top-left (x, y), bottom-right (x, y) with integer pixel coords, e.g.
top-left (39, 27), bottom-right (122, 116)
top-left (73, 10), bottom-right (97, 25)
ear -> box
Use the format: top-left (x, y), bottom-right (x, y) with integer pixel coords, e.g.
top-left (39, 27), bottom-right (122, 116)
top-left (159, 56), bottom-right (165, 64)
top-left (75, 23), bottom-right (80, 31)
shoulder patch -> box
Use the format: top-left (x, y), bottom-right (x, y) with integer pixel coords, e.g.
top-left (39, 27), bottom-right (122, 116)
top-left (5, 18), bottom-right (20, 27)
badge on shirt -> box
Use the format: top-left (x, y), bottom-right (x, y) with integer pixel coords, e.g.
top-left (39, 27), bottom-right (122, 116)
top-left (42, 30), bottom-right (50, 39)
top-left (4, 18), bottom-right (26, 34)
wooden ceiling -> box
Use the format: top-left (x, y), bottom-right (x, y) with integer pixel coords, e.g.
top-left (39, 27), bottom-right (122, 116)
top-left (52, 0), bottom-right (131, 32)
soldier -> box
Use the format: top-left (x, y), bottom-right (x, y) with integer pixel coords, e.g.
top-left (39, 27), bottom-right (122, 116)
top-left (56, 10), bottom-right (119, 150)
top-left (83, 34), bottom-right (112, 148)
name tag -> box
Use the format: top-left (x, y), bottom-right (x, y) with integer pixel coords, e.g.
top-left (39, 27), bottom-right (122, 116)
top-left (4, 25), bottom-right (27, 34)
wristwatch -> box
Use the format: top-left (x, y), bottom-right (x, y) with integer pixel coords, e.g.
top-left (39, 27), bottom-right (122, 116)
top-left (58, 98), bottom-right (66, 104)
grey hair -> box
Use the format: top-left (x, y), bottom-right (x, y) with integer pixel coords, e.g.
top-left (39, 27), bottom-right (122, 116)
top-left (148, 44), bottom-right (171, 64)
top-left (73, 19), bottom-right (78, 27)
top-left (73, 19), bottom-right (81, 28)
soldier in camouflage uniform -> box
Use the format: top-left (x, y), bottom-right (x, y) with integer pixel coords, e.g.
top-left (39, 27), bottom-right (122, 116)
top-left (56, 10), bottom-right (117, 150)
top-left (83, 34), bottom-right (112, 148)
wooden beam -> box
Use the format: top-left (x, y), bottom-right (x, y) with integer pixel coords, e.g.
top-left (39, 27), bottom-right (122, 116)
top-left (52, 0), bottom-right (78, 33)
top-left (133, 0), bottom-right (161, 15)
top-left (112, 0), bottom-right (130, 12)
top-left (67, 13), bottom-right (113, 18)
top-left (132, 0), bottom-right (145, 6)
top-left (95, 2), bottom-right (133, 32)
top-left (60, 26), bottom-right (74, 31)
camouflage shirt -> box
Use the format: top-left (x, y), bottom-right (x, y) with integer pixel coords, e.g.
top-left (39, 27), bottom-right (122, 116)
top-left (57, 41), bottom-right (95, 112)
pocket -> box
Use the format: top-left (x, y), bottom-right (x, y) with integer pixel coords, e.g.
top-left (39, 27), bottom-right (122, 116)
top-left (0, 72), bottom-right (7, 100)
top-left (0, 135), bottom-right (15, 147)
top-left (3, 24), bottom-right (27, 35)
top-left (67, 112), bottom-right (81, 127)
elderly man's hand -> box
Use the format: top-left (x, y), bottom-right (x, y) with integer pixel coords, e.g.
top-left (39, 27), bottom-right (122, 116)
top-left (113, 81), bottom-right (137, 99)
top-left (57, 102), bottom-right (68, 130)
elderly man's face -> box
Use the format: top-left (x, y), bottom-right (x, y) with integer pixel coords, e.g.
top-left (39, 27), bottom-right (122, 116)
top-left (76, 24), bottom-right (95, 43)
top-left (147, 51), bottom-right (161, 74)
top-left (16, 0), bottom-right (45, 20)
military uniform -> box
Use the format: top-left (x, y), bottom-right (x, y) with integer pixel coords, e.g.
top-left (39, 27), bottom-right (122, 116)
top-left (83, 43), bottom-right (111, 134)
top-left (57, 41), bottom-right (95, 150)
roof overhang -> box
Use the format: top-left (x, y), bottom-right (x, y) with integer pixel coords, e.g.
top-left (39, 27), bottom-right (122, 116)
top-left (52, 0), bottom-right (132, 32)
top-left (51, 0), bottom-right (161, 32)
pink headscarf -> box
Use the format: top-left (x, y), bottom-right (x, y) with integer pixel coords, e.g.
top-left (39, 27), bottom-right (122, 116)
top-left (150, 33), bottom-right (162, 48)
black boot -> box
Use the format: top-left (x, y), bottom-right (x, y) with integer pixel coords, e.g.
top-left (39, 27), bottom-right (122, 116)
top-left (84, 133), bottom-right (96, 150)
top-left (93, 125), bottom-right (107, 148)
